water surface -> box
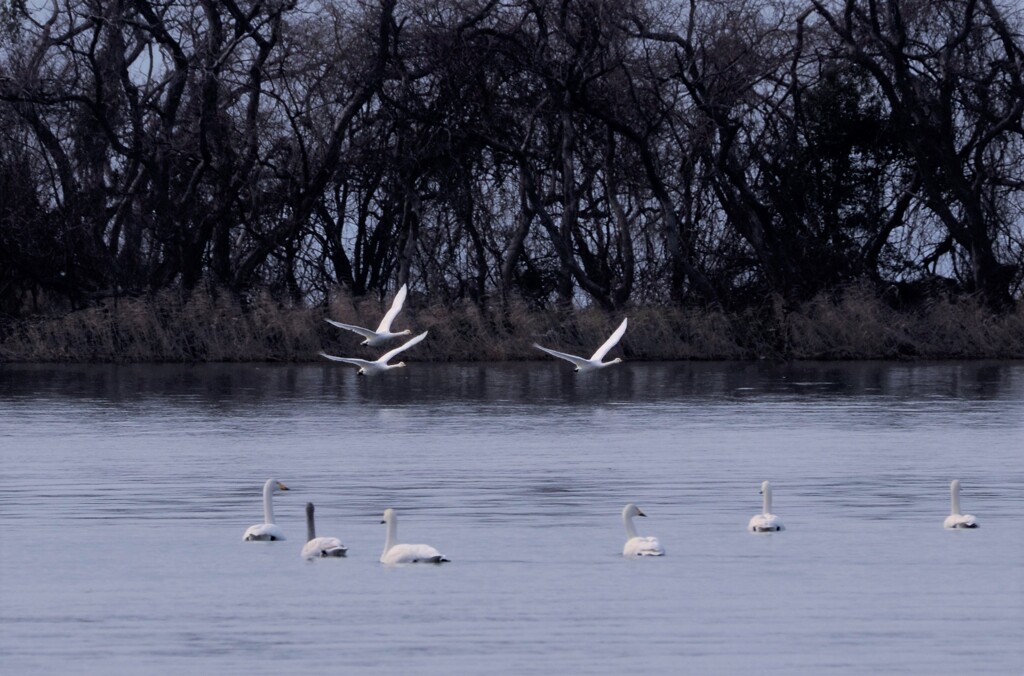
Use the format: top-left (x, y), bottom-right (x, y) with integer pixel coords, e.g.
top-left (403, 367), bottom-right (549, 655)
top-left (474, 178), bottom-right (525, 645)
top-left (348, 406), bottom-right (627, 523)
top-left (1, 361), bottom-right (1021, 674)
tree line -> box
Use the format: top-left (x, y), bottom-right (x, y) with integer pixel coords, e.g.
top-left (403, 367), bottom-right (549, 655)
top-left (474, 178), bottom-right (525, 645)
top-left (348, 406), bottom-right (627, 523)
top-left (1, 0), bottom-right (1022, 321)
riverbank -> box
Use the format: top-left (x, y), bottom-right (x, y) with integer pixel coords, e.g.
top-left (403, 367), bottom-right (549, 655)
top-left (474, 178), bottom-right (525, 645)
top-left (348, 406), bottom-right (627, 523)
top-left (1, 287), bottom-right (1022, 363)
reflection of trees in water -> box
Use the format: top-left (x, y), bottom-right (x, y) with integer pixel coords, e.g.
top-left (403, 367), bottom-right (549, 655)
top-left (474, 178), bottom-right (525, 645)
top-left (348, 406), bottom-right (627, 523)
top-left (4, 362), bottom-right (1019, 411)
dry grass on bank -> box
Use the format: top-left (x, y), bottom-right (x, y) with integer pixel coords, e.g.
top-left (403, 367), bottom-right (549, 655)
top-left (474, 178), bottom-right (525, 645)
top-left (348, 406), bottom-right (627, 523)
top-left (1, 287), bottom-right (1022, 363)
top-left (0, 291), bottom-right (321, 363)
top-left (782, 287), bottom-right (1024, 359)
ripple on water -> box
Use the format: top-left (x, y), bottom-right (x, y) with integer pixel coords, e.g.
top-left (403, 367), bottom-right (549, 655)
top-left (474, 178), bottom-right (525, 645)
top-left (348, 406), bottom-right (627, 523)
top-left (1, 361), bottom-right (1022, 674)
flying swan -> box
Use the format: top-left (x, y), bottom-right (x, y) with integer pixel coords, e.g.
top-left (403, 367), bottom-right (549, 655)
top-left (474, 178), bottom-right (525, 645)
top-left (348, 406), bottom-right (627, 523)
top-left (622, 503), bottom-right (665, 556)
top-left (747, 480), bottom-right (785, 532)
top-left (320, 331), bottom-right (428, 375)
top-left (534, 318), bottom-right (628, 372)
top-left (243, 478), bottom-right (290, 541)
top-left (379, 508), bottom-right (450, 564)
top-left (301, 502), bottom-right (348, 558)
top-left (943, 479), bottom-right (979, 529)
top-left (324, 283), bottom-right (411, 347)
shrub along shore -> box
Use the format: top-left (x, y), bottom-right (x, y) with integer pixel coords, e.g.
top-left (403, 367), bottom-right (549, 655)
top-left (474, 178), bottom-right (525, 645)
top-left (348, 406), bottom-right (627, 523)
top-left (1, 287), bottom-right (1022, 363)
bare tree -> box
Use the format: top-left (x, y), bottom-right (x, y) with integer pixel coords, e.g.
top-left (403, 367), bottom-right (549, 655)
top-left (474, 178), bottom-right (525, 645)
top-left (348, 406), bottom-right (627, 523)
top-left (1, 0), bottom-right (1020, 318)
top-left (810, 0), bottom-right (1023, 309)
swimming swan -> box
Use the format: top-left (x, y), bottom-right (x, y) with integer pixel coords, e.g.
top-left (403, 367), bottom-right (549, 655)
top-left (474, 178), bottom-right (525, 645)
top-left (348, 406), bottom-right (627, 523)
top-left (301, 502), bottom-right (348, 558)
top-left (324, 283), bottom-right (411, 347)
top-left (622, 503), bottom-right (665, 556)
top-left (243, 479), bottom-right (290, 541)
top-left (747, 480), bottom-right (784, 532)
top-left (320, 331), bottom-right (428, 375)
top-left (944, 479), bottom-right (979, 529)
top-left (379, 508), bottom-right (449, 564)
top-left (534, 318), bottom-right (628, 372)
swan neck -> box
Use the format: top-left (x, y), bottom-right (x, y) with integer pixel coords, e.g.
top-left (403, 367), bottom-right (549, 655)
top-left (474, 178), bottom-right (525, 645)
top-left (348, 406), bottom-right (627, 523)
top-left (306, 506), bottom-right (315, 543)
top-left (263, 480), bottom-right (275, 524)
top-left (623, 513), bottom-right (638, 539)
top-left (762, 485), bottom-right (772, 514)
top-left (383, 515), bottom-right (397, 556)
top-left (951, 482), bottom-right (961, 515)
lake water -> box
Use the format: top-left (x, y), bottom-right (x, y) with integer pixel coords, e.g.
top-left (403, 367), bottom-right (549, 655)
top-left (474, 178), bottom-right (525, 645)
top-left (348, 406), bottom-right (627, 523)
top-left (1, 361), bottom-right (1021, 674)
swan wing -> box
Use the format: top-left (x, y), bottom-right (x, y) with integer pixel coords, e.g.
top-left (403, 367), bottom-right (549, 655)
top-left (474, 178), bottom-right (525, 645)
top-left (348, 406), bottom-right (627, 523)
top-left (319, 352), bottom-right (374, 368)
top-left (324, 319), bottom-right (377, 340)
top-left (590, 317), bottom-right (628, 361)
top-left (379, 330), bottom-right (428, 363)
top-left (533, 344), bottom-right (590, 369)
top-left (748, 513), bottom-right (784, 532)
top-left (624, 536), bottom-right (665, 556)
top-left (244, 523), bottom-right (286, 541)
top-left (302, 537), bottom-right (348, 558)
top-left (944, 514), bottom-right (979, 529)
top-left (381, 543), bottom-right (449, 564)
top-left (375, 283), bottom-right (408, 333)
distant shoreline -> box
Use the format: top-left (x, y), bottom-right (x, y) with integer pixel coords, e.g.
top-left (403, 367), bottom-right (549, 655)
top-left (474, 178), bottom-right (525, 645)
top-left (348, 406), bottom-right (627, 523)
top-left (1, 288), bottom-right (1022, 363)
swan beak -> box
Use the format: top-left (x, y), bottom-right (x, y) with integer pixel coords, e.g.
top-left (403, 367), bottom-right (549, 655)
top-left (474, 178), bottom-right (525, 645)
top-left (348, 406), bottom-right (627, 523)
top-left (637, 509), bottom-right (647, 517)
top-left (380, 519), bottom-right (386, 524)
top-left (278, 482), bottom-right (290, 491)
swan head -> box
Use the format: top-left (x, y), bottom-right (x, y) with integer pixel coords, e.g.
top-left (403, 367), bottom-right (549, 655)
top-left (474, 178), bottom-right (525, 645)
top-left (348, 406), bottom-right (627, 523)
top-left (381, 507), bottom-right (396, 525)
top-left (608, 357), bottom-right (623, 365)
top-left (267, 479), bottom-right (289, 492)
top-left (622, 503), bottom-right (646, 519)
top-left (306, 502), bottom-right (314, 516)
top-left (393, 361), bottom-right (406, 369)
top-left (950, 479), bottom-right (961, 492)
top-left (760, 480), bottom-right (770, 495)
top-left (399, 329), bottom-right (412, 337)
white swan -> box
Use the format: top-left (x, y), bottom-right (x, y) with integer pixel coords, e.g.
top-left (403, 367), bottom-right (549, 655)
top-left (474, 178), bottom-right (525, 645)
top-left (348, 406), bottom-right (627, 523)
top-left (622, 503), bottom-right (665, 556)
top-left (747, 480), bottom-right (785, 532)
top-left (944, 479), bottom-right (979, 529)
top-left (320, 331), bottom-right (428, 375)
top-left (379, 508), bottom-right (449, 564)
top-left (534, 318), bottom-right (628, 372)
top-left (324, 283), bottom-right (411, 347)
top-left (301, 502), bottom-right (348, 558)
top-left (243, 479), bottom-right (290, 541)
